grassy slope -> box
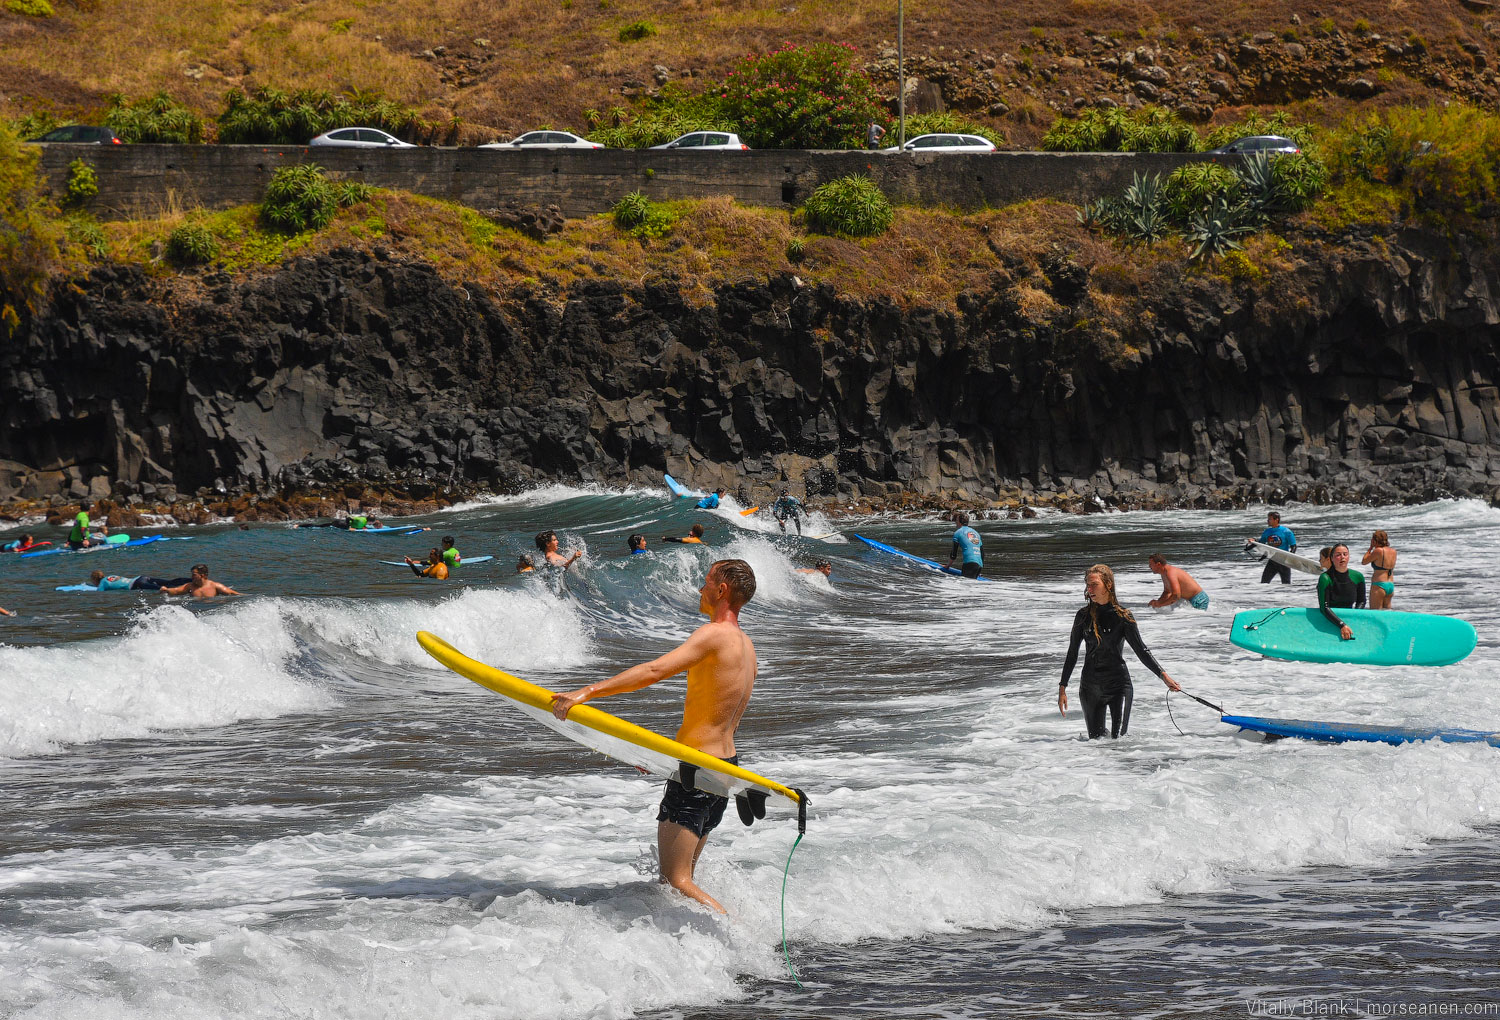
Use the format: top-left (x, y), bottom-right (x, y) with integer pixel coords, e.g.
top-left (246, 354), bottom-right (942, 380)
top-left (1, 0), bottom-right (1496, 144)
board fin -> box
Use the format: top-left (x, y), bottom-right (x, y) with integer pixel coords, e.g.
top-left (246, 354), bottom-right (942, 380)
top-left (677, 761), bottom-right (698, 791)
top-left (735, 790), bottom-right (768, 826)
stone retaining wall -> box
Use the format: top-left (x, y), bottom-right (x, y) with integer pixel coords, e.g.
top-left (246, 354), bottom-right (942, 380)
top-left (35, 143), bottom-right (1213, 220)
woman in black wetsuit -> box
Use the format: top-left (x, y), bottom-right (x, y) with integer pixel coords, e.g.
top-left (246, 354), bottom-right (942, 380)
top-left (1058, 564), bottom-right (1181, 739)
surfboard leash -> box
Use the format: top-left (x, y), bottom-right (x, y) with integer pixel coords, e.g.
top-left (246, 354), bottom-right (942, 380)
top-left (1166, 687), bottom-right (1225, 736)
top-left (1239, 608), bottom-right (1286, 632)
top-left (781, 788), bottom-right (809, 989)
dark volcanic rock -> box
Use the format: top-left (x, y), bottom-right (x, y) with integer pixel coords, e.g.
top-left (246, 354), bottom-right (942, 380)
top-left (3, 233), bottom-right (1500, 508)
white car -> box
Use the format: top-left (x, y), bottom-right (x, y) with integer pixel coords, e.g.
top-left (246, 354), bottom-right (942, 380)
top-left (649, 131), bottom-right (750, 150)
top-left (882, 133), bottom-right (997, 154)
top-left (308, 127), bottom-right (417, 148)
top-left (479, 131), bottom-right (603, 149)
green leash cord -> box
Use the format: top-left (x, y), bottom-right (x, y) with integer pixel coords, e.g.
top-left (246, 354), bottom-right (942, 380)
top-left (780, 831), bottom-right (804, 988)
top-left (781, 787), bottom-right (809, 988)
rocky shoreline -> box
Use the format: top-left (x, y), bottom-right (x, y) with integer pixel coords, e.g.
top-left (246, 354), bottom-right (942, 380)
top-left (4, 217), bottom-right (1500, 519)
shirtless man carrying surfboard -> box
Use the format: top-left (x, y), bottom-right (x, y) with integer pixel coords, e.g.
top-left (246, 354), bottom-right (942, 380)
top-left (550, 559), bottom-right (758, 913)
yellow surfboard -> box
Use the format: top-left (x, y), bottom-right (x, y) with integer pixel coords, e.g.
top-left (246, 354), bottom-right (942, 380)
top-left (417, 632), bottom-right (807, 825)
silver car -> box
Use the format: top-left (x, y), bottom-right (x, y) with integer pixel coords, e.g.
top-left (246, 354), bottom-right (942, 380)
top-left (480, 131), bottom-right (603, 150)
top-left (882, 133), bottom-right (997, 154)
top-left (649, 131), bottom-right (750, 150)
top-left (308, 127), bottom-right (416, 148)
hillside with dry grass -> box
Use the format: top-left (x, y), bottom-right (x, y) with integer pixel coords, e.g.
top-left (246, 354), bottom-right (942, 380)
top-left (4, 0), bottom-right (1500, 145)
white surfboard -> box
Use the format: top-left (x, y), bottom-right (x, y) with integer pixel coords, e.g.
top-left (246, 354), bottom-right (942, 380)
top-left (1245, 539), bottom-right (1322, 576)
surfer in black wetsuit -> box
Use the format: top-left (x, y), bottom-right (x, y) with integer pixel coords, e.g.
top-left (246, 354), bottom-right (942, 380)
top-left (1317, 543), bottom-right (1366, 641)
top-left (1058, 564), bottom-right (1181, 739)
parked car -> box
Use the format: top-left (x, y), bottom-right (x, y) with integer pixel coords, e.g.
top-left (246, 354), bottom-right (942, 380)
top-left (308, 128), bottom-right (417, 149)
top-left (479, 131), bottom-right (603, 150)
top-left (649, 131), bottom-right (750, 150)
top-left (28, 125), bottom-right (123, 145)
top-left (882, 133), bottom-right (997, 154)
top-left (1209, 135), bottom-right (1300, 155)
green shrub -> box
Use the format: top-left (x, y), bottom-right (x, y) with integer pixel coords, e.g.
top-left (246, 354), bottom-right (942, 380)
top-left (1043, 106), bottom-right (1198, 153)
top-left (105, 91), bottom-right (205, 144)
top-left (0, 120), bottom-right (67, 334)
top-left (718, 41), bottom-right (881, 149)
top-left (1329, 106), bottom-right (1500, 221)
top-left (330, 18), bottom-right (354, 33)
top-left (5, 0), bottom-right (53, 15)
top-left (1203, 110), bottom-right (1314, 151)
top-left (611, 191), bottom-right (675, 237)
top-left (1163, 161), bottom-right (1238, 221)
top-left (1271, 152), bottom-right (1328, 211)
top-left (8, 111), bottom-right (60, 140)
top-left (333, 180), bottom-right (375, 206)
top-left (588, 84), bottom-right (735, 148)
top-left (218, 86), bottom-right (420, 145)
top-left (65, 158), bottom-right (98, 206)
top-left (263, 164), bottom-right (337, 232)
top-left (617, 19), bottom-right (657, 42)
top-left (802, 175), bottom-right (893, 237)
top-left (166, 222), bottom-right (218, 265)
top-left (900, 112), bottom-right (1005, 146)
top-left (785, 237), bottom-right (805, 264)
top-left (63, 214), bottom-right (107, 259)
top-left (1187, 193), bottom-right (1254, 262)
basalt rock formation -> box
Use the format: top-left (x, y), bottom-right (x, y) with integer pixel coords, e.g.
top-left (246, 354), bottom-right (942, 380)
top-left (3, 226), bottom-right (1499, 512)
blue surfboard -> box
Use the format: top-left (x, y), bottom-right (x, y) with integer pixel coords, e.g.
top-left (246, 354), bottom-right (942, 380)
top-left (663, 474), bottom-right (701, 499)
top-left (1223, 715), bottom-right (1500, 747)
top-left (352, 526), bottom-right (428, 536)
top-left (852, 534), bottom-right (993, 581)
top-left (1229, 607), bottom-right (1476, 666)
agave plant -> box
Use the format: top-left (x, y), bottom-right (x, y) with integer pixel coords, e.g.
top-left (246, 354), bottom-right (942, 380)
top-left (1187, 193), bottom-right (1255, 262)
top-left (1118, 171), bottom-right (1169, 245)
top-left (1233, 151), bottom-right (1282, 225)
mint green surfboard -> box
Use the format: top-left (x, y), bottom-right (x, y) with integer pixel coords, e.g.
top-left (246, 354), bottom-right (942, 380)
top-left (1229, 608), bottom-right (1477, 667)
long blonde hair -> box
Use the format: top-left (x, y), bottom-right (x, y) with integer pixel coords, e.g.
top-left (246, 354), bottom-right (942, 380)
top-left (1086, 563), bottom-right (1134, 638)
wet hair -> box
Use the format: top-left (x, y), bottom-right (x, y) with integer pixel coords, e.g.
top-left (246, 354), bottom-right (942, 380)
top-left (814, 559), bottom-right (831, 570)
top-left (1319, 547), bottom-right (1333, 563)
top-left (628, 533), bottom-right (645, 550)
top-left (1330, 543), bottom-right (1350, 557)
top-left (1148, 552), bottom-right (1167, 565)
top-left (1371, 530), bottom-right (1389, 547)
top-left (428, 548), bottom-right (442, 564)
top-left (1267, 511), bottom-right (1281, 522)
top-left (517, 554), bottom-right (534, 571)
top-left (441, 535), bottom-right (455, 548)
top-left (90, 570), bottom-right (104, 584)
top-left (689, 523), bottom-right (705, 538)
top-left (715, 487), bottom-right (727, 495)
top-left (534, 530), bottom-right (556, 552)
top-left (709, 559), bottom-right (757, 609)
top-left (954, 512), bottom-right (971, 526)
top-left (1085, 564), bottom-right (1133, 639)
top-left (192, 563), bottom-right (209, 576)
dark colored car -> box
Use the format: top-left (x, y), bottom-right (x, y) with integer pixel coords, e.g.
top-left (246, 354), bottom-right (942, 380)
top-left (1209, 134), bottom-right (1300, 155)
top-left (29, 125), bottom-right (124, 144)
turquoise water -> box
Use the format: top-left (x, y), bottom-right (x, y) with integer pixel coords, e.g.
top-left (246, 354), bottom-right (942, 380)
top-left (1, 489), bottom-right (1497, 1018)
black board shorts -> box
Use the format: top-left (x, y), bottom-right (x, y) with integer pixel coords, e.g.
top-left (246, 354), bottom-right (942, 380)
top-left (657, 755), bottom-right (739, 837)
top-left (960, 562), bottom-right (982, 579)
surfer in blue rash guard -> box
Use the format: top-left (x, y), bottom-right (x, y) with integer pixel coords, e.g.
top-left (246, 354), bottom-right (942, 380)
top-left (695, 488), bottom-right (727, 510)
top-left (1058, 564), bottom-right (1181, 739)
top-left (1248, 510), bottom-right (1297, 585)
top-left (550, 559), bottom-right (759, 914)
top-left (946, 512), bottom-right (984, 579)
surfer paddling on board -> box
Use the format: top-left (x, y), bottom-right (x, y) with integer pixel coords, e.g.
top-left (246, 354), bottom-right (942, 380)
top-left (1058, 564), bottom-right (1181, 739)
top-left (1147, 553), bottom-right (1208, 610)
top-left (550, 559), bottom-right (759, 914)
top-left (1247, 511), bottom-right (1297, 585)
top-left (1318, 543), bottom-right (1366, 641)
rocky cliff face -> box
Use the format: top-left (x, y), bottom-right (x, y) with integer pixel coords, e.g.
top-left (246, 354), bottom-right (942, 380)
top-left (3, 226), bottom-right (1499, 511)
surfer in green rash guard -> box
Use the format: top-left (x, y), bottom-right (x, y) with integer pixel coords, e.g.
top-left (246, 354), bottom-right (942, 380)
top-left (1318, 543), bottom-right (1366, 641)
top-left (550, 559), bottom-right (759, 914)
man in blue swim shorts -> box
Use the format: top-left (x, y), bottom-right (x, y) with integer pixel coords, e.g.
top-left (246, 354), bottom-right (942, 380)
top-left (1147, 553), bottom-right (1209, 610)
top-left (550, 558), bottom-right (760, 913)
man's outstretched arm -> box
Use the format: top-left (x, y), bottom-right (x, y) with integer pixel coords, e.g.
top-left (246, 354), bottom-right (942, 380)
top-left (551, 627), bottom-right (717, 719)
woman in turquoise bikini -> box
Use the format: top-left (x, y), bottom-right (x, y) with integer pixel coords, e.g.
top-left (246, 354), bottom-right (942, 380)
top-left (1362, 530), bottom-right (1397, 610)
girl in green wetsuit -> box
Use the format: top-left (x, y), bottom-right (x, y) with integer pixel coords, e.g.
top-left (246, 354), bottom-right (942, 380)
top-left (1318, 543), bottom-right (1366, 641)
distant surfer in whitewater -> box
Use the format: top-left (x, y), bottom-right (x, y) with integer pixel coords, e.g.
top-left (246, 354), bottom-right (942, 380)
top-left (1058, 564), bottom-right (1180, 739)
top-left (550, 559), bottom-right (759, 913)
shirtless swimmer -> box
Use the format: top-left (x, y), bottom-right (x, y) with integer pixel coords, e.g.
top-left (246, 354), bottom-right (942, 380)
top-left (550, 559), bottom-right (758, 913)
